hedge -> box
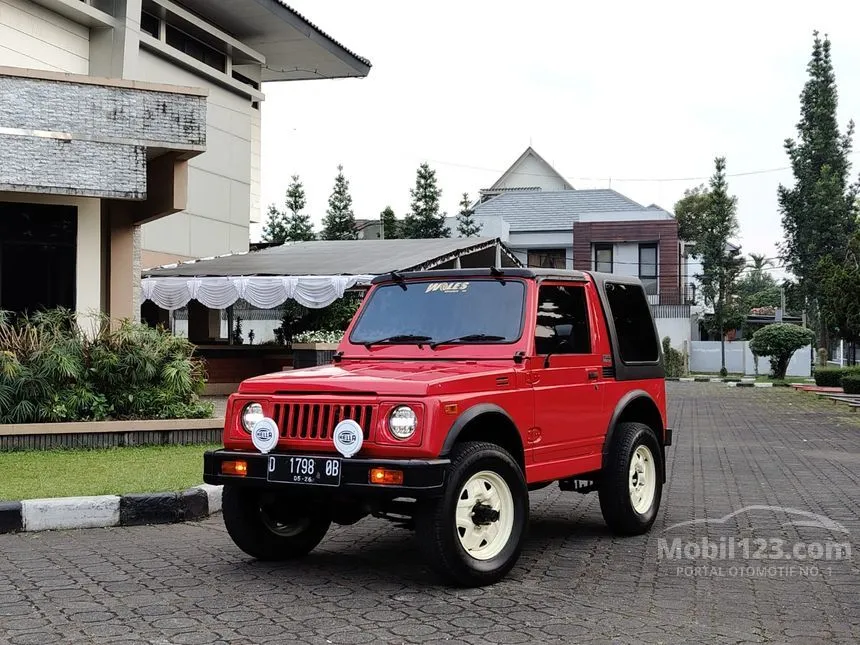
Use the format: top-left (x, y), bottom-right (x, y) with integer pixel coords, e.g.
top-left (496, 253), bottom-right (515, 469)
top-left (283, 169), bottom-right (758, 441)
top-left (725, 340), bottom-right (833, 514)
top-left (842, 374), bottom-right (860, 395)
top-left (813, 365), bottom-right (860, 388)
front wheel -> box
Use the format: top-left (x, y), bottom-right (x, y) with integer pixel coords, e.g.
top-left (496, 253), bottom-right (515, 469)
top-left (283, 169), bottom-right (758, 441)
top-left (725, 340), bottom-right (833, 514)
top-left (416, 441), bottom-right (528, 587)
top-left (598, 422), bottom-right (663, 535)
top-left (221, 486), bottom-right (331, 561)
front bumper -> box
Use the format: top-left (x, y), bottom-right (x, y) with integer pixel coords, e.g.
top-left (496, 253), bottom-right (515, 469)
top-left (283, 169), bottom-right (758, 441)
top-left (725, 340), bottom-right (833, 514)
top-left (203, 450), bottom-right (450, 498)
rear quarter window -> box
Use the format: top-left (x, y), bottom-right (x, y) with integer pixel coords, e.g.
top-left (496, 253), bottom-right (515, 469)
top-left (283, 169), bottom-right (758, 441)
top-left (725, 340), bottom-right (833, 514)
top-left (604, 282), bottom-right (659, 363)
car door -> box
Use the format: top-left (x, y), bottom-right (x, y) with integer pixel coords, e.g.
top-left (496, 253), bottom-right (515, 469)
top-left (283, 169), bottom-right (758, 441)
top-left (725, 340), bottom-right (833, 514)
top-left (528, 282), bottom-right (605, 481)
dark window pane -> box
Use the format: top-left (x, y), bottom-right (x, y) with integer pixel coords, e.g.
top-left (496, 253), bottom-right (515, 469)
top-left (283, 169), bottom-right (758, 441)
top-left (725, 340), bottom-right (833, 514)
top-left (140, 11), bottom-right (159, 38)
top-left (595, 244), bottom-right (613, 273)
top-left (165, 25), bottom-right (226, 72)
top-left (535, 285), bottom-right (591, 355)
top-left (639, 244), bottom-right (657, 278)
top-left (232, 70), bottom-right (259, 90)
top-left (528, 249), bottom-right (565, 269)
top-left (605, 282), bottom-right (659, 362)
top-left (349, 280), bottom-right (526, 345)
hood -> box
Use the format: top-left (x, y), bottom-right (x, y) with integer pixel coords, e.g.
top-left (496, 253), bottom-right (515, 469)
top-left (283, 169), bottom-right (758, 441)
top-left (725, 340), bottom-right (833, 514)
top-left (237, 360), bottom-right (517, 397)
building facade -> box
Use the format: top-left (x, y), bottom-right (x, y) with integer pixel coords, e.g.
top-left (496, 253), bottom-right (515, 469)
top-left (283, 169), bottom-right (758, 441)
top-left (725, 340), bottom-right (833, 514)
top-left (0, 0), bottom-right (369, 322)
top-left (466, 147), bottom-right (697, 348)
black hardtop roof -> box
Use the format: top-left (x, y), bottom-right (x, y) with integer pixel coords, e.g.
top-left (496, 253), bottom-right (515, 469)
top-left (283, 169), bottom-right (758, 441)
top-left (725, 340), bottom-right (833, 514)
top-left (369, 267), bottom-right (644, 285)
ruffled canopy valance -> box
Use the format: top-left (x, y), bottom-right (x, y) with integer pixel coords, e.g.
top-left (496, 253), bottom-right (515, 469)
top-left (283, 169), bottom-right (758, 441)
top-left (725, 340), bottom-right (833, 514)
top-left (141, 275), bottom-right (374, 311)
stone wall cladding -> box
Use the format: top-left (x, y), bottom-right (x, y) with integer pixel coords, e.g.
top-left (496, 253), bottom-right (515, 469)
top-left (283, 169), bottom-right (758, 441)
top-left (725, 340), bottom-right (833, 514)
top-left (0, 134), bottom-right (146, 199)
top-left (0, 75), bottom-right (206, 147)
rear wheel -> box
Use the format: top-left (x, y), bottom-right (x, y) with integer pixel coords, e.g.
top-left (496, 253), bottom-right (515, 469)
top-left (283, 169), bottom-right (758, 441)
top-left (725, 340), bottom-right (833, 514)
top-left (416, 441), bottom-right (528, 587)
top-left (598, 422), bottom-right (663, 535)
top-left (222, 486), bottom-right (331, 561)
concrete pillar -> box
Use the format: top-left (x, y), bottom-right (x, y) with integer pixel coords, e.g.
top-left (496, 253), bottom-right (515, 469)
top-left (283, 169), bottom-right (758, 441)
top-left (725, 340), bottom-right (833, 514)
top-left (88, 0), bottom-right (143, 79)
top-left (108, 207), bottom-right (141, 323)
top-left (76, 199), bottom-right (104, 330)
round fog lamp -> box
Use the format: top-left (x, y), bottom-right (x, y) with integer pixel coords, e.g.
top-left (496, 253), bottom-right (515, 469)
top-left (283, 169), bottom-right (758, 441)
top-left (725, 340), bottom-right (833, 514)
top-left (388, 406), bottom-right (417, 439)
top-left (241, 402), bottom-right (264, 433)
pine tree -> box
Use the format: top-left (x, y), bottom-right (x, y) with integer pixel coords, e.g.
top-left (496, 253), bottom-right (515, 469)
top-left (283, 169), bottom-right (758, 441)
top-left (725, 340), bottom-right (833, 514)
top-left (261, 203), bottom-right (289, 243)
top-left (456, 192), bottom-right (482, 237)
top-left (321, 165), bottom-right (357, 240)
top-left (261, 175), bottom-right (315, 243)
top-left (402, 162), bottom-right (450, 239)
top-left (703, 157), bottom-right (745, 375)
top-left (779, 31), bottom-right (859, 346)
top-left (380, 206), bottom-right (399, 239)
top-left (284, 175), bottom-right (315, 241)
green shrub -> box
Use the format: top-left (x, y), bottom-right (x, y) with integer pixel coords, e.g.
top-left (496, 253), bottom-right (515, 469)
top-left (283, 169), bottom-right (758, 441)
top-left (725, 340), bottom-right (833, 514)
top-left (749, 323), bottom-right (815, 380)
top-left (813, 365), bottom-right (860, 387)
top-left (814, 366), bottom-right (844, 387)
top-left (662, 337), bottom-right (687, 378)
top-left (0, 309), bottom-right (212, 424)
top-left (842, 374), bottom-right (860, 394)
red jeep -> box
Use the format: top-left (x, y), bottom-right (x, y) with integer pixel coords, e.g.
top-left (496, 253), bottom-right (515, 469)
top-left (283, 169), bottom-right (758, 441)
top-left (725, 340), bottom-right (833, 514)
top-left (203, 268), bottom-right (672, 586)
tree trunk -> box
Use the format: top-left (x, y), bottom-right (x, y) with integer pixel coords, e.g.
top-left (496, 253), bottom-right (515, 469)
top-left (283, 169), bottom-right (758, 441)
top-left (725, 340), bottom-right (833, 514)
top-left (718, 283), bottom-right (726, 374)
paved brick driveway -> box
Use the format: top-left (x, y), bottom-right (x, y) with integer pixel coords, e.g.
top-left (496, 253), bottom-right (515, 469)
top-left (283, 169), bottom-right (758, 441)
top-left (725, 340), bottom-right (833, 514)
top-left (1, 384), bottom-right (859, 644)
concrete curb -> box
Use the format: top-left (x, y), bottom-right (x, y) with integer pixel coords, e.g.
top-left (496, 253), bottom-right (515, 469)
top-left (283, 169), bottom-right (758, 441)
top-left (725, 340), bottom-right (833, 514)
top-left (0, 484), bottom-right (223, 534)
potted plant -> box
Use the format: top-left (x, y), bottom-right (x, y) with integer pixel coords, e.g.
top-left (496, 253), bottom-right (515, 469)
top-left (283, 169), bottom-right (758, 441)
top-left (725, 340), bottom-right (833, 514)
top-left (291, 330), bottom-right (344, 368)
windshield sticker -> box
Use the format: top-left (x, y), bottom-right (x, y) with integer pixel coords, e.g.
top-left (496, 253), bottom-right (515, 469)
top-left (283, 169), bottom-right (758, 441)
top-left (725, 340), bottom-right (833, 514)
top-left (425, 281), bottom-right (469, 293)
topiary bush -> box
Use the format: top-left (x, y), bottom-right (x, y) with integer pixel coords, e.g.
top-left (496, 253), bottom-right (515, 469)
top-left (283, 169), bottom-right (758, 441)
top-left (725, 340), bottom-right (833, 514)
top-left (0, 309), bottom-right (212, 424)
top-left (842, 374), bottom-right (860, 394)
top-left (662, 337), bottom-right (687, 378)
top-left (749, 323), bottom-right (815, 380)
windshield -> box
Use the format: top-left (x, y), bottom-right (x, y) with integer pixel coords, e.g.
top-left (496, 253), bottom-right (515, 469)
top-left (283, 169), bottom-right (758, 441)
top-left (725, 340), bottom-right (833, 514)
top-left (349, 279), bottom-right (526, 346)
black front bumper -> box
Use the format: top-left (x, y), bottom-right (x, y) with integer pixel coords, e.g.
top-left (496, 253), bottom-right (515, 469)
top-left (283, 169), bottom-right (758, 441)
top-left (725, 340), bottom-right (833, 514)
top-left (203, 450), bottom-right (450, 498)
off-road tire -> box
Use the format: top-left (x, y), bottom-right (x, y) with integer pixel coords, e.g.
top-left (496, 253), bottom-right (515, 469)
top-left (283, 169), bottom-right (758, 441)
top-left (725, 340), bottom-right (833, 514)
top-left (416, 441), bottom-right (529, 587)
top-left (598, 421), bottom-right (663, 535)
top-left (222, 485), bottom-right (331, 561)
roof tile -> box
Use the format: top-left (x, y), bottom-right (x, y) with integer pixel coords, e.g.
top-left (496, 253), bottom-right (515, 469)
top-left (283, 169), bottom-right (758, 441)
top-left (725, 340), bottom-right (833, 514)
top-left (474, 189), bottom-right (656, 232)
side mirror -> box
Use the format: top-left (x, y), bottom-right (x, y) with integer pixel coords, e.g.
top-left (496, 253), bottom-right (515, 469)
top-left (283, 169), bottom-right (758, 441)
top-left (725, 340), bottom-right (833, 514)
top-left (554, 324), bottom-right (572, 339)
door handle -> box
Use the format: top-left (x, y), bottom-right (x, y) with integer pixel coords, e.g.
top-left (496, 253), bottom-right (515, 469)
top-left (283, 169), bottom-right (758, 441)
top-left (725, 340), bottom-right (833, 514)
top-left (587, 369), bottom-right (599, 380)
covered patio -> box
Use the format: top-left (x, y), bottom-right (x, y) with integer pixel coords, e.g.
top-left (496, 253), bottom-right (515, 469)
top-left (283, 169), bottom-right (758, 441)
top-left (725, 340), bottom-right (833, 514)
top-left (141, 237), bottom-right (521, 391)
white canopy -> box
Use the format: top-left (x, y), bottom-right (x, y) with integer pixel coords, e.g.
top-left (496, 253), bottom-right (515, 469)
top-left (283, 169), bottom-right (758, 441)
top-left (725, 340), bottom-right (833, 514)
top-left (141, 275), bottom-right (373, 311)
top-left (141, 238), bottom-right (522, 311)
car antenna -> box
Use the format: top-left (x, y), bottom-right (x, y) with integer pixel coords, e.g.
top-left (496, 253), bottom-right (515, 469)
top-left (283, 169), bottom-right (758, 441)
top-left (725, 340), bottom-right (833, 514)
top-left (490, 266), bottom-right (506, 284)
top-left (390, 271), bottom-right (407, 290)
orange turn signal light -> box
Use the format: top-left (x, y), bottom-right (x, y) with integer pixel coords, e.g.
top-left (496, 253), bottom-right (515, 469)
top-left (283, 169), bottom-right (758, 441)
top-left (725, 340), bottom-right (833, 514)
top-left (222, 460), bottom-right (248, 476)
top-left (369, 467), bottom-right (404, 485)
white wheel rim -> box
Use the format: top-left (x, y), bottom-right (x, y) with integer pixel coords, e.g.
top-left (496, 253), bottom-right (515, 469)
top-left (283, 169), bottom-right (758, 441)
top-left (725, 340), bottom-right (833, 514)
top-left (455, 470), bottom-right (515, 561)
top-left (629, 445), bottom-right (656, 514)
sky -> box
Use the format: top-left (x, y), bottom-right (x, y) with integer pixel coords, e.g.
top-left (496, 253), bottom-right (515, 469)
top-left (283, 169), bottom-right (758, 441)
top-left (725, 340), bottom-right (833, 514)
top-left (255, 0), bottom-right (860, 278)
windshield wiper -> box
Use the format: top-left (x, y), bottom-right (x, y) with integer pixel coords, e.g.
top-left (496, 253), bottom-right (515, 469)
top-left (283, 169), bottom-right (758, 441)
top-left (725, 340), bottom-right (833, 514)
top-left (363, 334), bottom-right (432, 348)
top-left (429, 334), bottom-right (507, 349)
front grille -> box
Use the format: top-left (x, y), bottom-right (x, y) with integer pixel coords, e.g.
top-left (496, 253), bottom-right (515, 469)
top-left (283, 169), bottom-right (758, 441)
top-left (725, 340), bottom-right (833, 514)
top-left (273, 403), bottom-right (375, 440)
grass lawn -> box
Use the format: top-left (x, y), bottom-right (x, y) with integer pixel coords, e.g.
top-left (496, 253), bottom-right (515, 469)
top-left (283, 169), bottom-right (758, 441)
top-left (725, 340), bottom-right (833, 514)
top-left (0, 443), bottom-right (220, 501)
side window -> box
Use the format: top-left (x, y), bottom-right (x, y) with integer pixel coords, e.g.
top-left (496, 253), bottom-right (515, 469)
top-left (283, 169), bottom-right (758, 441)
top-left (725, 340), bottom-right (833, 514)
top-left (605, 282), bottom-right (659, 362)
top-left (535, 285), bottom-right (591, 355)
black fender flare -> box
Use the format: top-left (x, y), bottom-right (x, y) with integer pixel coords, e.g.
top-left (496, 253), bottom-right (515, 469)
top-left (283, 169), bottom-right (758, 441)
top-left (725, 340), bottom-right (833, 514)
top-left (602, 390), bottom-right (666, 481)
top-left (439, 403), bottom-right (519, 456)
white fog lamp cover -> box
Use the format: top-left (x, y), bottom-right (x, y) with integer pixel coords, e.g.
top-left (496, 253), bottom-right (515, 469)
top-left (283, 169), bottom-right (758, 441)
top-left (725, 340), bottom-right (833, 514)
top-left (333, 419), bottom-right (363, 458)
top-left (251, 417), bottom-right (279, 454)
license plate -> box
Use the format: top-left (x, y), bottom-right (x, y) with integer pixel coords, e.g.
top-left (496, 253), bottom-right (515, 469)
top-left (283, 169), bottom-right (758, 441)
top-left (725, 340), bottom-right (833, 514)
top-left (266, 455), bottom-right (342, 486)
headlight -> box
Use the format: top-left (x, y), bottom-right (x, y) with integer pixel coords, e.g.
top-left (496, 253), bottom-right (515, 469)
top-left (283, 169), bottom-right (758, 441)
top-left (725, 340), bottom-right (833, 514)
top-left (388, 405), bottom-right (417, 439)
top-left (241, 402), bottom-right (264, 433)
